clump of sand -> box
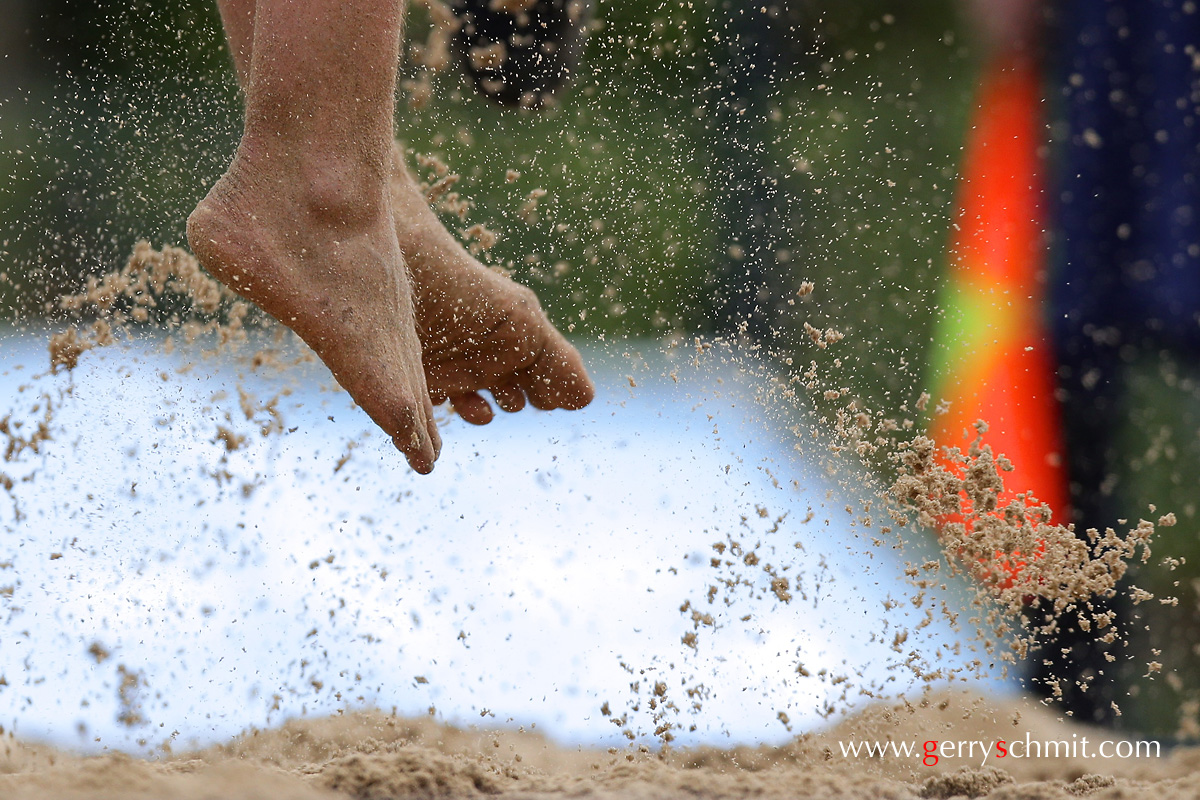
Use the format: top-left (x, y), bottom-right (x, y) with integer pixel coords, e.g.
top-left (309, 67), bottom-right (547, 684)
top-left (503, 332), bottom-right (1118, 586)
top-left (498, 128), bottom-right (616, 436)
top-left (889, 420), bottom-right (1168, 674)
top-left (892, 422), bottom-right (1161, 610)
top-left (48, 240), bottom-right (265, 373)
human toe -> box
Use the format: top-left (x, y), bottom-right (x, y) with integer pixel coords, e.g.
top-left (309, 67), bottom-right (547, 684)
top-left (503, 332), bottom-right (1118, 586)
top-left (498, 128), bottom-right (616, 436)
top-left (491, 382), bottom-right (527, 413)
top-left (451, 392), bottom-right (495, 425)
top-left (391, 405), bottom-right (439, 474)
top-left (522, 340), bottom-right (594, 411)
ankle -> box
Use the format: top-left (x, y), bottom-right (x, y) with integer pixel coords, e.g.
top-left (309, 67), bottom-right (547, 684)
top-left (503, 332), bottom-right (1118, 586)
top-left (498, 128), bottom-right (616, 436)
top-left (224, 137), bottom-right (391, 229)
top-left (298, 158), bottom-right (389, 228)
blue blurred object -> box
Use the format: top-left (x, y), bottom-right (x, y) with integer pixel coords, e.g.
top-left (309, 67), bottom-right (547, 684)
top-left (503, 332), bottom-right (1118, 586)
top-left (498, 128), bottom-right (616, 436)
top-left (1051, 0), bottom-right (1200, 351)
top-left (1038, 0), bottom-right (1200, 729)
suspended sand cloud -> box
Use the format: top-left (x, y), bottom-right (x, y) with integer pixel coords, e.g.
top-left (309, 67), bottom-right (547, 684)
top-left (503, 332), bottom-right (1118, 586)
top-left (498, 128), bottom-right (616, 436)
top-left (0, 328), bottom-right (1000, 753)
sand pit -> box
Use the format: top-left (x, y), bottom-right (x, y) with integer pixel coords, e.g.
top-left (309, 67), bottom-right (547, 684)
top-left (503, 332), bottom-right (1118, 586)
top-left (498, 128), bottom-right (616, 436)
top-left (3, 689), bottom-right (1199, 799)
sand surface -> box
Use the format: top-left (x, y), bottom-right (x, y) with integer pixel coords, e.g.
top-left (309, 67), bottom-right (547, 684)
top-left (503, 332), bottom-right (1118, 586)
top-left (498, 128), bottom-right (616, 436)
top-left (4, 689), bottom-right (1199, 799)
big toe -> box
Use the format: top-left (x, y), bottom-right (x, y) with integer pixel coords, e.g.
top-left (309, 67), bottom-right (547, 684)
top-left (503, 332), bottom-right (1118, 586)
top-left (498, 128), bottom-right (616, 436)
top-left (389, 401), bottom-right (440, 474)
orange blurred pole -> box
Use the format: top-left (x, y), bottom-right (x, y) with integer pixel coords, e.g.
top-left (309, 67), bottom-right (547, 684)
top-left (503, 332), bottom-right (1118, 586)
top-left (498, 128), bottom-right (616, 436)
top-left (926, 53), bottom-right (1069, 585)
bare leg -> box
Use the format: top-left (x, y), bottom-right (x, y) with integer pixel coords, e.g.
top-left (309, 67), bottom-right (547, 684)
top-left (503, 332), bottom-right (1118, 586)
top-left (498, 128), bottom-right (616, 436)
top-left (188, 0), bottom-right (442, 473)
top-left (215, 0), bottom-right (254, 89)
top-left (205, 0), bottom-right (594, 427)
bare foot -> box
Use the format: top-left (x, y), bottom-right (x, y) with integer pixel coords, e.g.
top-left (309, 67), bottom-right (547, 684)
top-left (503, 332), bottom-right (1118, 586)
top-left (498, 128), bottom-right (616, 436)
top-left (389, 148), bottom-right (595, 425)
top-left (187, 148), bottom-right (442, 473)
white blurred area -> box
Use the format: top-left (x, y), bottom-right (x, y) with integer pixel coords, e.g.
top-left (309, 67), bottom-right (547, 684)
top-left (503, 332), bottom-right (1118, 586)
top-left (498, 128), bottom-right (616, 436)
top-left (0, 328), bottom-right (1005, 753)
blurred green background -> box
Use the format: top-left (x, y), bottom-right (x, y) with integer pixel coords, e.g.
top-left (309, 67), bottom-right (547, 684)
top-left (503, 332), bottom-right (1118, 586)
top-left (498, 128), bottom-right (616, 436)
top-left (0, 0), bottom-right (971, 424)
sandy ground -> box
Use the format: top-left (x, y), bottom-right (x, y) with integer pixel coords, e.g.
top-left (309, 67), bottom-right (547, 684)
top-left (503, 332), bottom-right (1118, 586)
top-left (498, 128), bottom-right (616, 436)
top-left (3, 688), bottom-right (1198, 799)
